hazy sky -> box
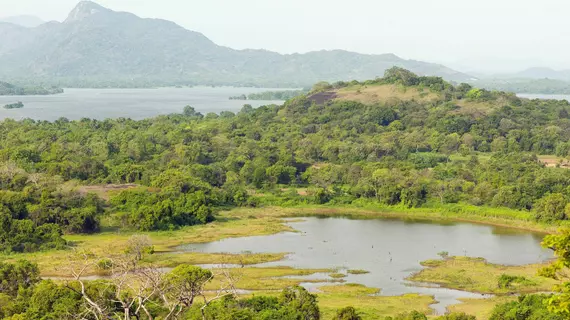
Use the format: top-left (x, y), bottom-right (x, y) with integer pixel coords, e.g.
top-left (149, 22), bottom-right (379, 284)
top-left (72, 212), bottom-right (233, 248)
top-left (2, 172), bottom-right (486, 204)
top-left (2, 0), bottom-right (568, 73)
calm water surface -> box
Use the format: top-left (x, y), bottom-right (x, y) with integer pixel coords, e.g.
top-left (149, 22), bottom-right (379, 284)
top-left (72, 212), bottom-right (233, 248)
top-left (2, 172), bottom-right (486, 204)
top-left (518, 93), bottom-right (570, 101)
top-left (0, 87), bottom-right (284, 121)
top-left (179, 217), bottom-right (552, 314)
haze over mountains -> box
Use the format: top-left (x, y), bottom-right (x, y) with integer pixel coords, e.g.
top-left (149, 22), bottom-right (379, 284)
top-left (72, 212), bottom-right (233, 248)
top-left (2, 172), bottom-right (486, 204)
top-left (0, 15), bottom-right (45, 28)
top-left (0, 1), bottom-right (474, 87)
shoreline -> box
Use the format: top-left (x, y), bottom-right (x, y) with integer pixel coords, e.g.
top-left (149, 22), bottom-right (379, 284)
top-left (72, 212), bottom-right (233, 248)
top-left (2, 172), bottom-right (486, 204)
top-left (246, 205), bottom-right (559, 235)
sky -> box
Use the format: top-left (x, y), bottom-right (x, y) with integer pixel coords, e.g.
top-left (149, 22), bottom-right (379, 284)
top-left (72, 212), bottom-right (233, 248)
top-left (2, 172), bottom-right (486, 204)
top-left (1, 0), bottom-right (569, 73)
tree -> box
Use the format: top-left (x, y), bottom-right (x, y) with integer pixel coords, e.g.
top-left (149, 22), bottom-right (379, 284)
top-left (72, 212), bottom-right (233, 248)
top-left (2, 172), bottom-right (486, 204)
top-left (279, 286), bottom-right (320, 320)
top-left (489, 294), bottom-right (563, 320)
top-left (534, 193), bottom-right (568, 222)
top-left (386, 311), bottom-right (427, 320)
top-left (383, 67), bottom-right (419, 86)
top-left (0, 260), bottom-right (40, 297)
top-left (183, 105), bottom-right (203, 118)
top-left (539, 229), bottom-right (570, 318)
top-left (124, 234), bottom-right (154, 261)
top-left (436, 313), bottom-right (475, 320)
top-left (333, 306), bottom-right (361, 320)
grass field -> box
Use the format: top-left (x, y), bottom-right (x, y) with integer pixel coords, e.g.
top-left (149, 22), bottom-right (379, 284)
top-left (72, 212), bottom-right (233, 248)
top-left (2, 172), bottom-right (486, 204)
top-left (317, 284), bottom-right (436, 319)
top-left (336, 84), bottom-right (441, 105)
top-left (408, 256), bottom-right (559, 294)
top-left (447, 296), bottom-right (515, 320)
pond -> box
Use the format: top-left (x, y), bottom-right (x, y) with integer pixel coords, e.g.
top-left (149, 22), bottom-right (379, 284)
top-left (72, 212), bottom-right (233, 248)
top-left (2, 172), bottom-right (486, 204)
top-left (0, 87), bottom-right (285, 121)
top-left (178, 217), bottom-right (553, 314)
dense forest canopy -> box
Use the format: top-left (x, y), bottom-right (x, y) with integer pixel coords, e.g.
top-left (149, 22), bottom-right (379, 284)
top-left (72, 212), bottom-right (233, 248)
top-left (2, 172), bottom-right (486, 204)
top-left (4, 67), bottom-right (570, 253)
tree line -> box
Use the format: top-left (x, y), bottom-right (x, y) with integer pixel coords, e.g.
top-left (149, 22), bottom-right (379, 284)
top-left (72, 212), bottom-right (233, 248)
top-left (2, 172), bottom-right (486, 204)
top-left (4, 68), bottom-right (570, 252)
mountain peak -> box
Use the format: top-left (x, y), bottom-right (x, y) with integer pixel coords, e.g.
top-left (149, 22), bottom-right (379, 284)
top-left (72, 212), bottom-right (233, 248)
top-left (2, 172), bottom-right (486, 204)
top-left (65, 1), bottom-right (109, 23)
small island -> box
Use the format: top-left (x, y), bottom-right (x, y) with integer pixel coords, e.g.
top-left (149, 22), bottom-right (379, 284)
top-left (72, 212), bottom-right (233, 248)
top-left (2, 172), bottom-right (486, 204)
top-left (229, 90), bottom-right (307, 101)
top-left (4, 101), bottom-right (24, 109)
top-left (229, 94), bottom-right (247, 100)
top-left (0, 81), bottom-right (63, 96)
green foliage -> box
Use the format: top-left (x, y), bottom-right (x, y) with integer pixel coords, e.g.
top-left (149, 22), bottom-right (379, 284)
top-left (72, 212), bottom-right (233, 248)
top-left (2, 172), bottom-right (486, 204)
top-left (3, 102), bottom-right (24, 109)
top-left (188, 286), bottom-right (321, 320)
top-left (111, 190), bottom-right (214, 231)
top-left (385, 310), bottom-right (427, 320)
top-left (436, 313), bottom-right (475, 320)
top-left (183, 105), bottom-right (204, 118)
top-left (248, 90), bottom-right (307, 101)
top-left (0, 260), bottom-right (40, 297)
top-left (533, 193), bottom-right (568, 222)
top-left (0, 81), bottom-right (63, 96)
top-left (540, 229), bottom-right (570, 318)
top-left (497, 274), bottom-right (532, 289)
top-left (279, 286), bottom-right (320, 320)
top-left (4, 70), bottom-right (570, 250)
top-left (489, 294), bottom-right (564, 320)
top-left (333, 306), bottom-right (361, 320)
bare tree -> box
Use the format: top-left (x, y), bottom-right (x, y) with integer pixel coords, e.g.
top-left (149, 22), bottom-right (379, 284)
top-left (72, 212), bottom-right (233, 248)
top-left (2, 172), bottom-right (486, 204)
top-left (63, 251), bottom-right (113, 320)
top-left (62, 247), bottom-right (242, 320)
top-left (125, 234), bottom-right (154, 261)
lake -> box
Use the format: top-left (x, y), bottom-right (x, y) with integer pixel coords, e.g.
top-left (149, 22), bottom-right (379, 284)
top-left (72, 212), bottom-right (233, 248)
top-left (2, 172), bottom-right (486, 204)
top-left (0, 87), bottom-right (284, 121)
top-left (518, 93), bottom-right (570, 101)
top-left (179, 217), bottom-right (552, 314)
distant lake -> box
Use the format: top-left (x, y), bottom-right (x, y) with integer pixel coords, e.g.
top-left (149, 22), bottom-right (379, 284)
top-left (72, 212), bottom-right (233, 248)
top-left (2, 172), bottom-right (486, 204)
top-left (518, 93), bottom-right (570, 101)
top-left (0, 87), bottom-right (286, 121)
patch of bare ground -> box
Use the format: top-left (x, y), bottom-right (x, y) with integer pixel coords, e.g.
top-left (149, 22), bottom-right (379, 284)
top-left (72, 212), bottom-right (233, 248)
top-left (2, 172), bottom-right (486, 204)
top-left (77, 184), bottom-right (139, 200)
top-left (538, 156), bottom-right (570, 169)
top-left (336, 84), bottom-right (441, 104)
top-left (307, 91), bottom-right (337, 105)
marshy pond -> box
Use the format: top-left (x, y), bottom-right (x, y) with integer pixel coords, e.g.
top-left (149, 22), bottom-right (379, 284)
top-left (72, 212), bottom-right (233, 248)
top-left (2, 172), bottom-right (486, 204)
top-left (179, 217), bottom-right (553, 313)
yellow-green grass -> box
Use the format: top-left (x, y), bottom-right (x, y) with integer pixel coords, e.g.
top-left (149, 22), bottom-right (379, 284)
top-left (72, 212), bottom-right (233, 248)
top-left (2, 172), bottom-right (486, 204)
top-left (336, 84), bottom-right (441, 105)
top-left (142, 252), bottom-right (287, 268)
top-left (347, 269), bottom-right (370, 275)
top-left (329, 273), bottom-right (347, 279)
top-left (3, 203), bottom-right (561, 277)
top-left (317, 284), bottom-right (435, 319)
top-left (408, 257), bottom-right (559, 294)
top-left (447, 296), bottom-right (515, 320)
top-left (204, 267), bottom-right (336, 291)
top-left (2, 211), bottom-right (293, 276)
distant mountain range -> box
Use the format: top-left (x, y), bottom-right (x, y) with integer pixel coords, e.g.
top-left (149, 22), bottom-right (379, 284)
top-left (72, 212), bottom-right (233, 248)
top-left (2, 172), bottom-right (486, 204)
top-left (506, 67), bottom-right (570, 81)
top-left (0, 15), bottom-right (45, 28)
top-left (0, 1), bottom-right (474, 87)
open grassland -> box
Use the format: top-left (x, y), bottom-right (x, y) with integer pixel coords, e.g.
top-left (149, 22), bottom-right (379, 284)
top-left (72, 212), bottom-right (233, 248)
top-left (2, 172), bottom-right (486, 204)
top-left (317, 284), bottom-right (435, 319)
top-left (205, 267), bottom-right (337, 291)
top-left (408, 256), bottom-right (559, 294)
top-left (447, 296), bottom-right (515, 320)
top-left (336, 84), bottom-right (441, 104)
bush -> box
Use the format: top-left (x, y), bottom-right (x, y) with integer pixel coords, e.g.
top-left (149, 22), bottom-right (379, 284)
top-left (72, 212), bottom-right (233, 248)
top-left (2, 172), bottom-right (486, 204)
top-left (490, 294), bottom-right (564, 320)
top-left (497, 274), bottom-right (532, 289)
